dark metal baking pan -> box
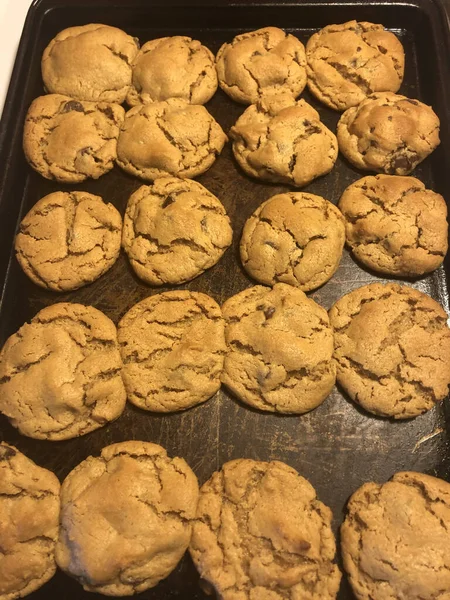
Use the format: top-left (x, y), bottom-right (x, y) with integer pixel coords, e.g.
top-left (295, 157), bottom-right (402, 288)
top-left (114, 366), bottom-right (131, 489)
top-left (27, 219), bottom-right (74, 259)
top-left (1, 0), bottom-right (450, 598)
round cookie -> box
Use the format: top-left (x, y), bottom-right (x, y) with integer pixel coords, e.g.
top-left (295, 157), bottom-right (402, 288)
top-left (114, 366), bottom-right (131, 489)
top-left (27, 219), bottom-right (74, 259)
top-left (15, 191), bottom-right (122, 292)
top-left (216, 27), bottom-right (307, 104)
top-left (23, 94), bottom-right (125, 183)
top-left (0, 303), bottom-right (126, 440)
top-left (190, 458), bottom-right (341, 600)
top-left (337, 92), bottom-right (440, 175)
top-left (221, 283), bottom-right (336, 414)
top-left (127, 36), bottom-right (217, 106)
top-left (339, 175), bottom-right (448, 276)
top-left (341, 471), bottom-right (450, 600)
top-left (241, 192), bottom-right (345, 291)
top-left (118, 291), bottom-right (226, 412)
top-left (56, 441), bottom-right (199, 596)
top-left (329, 282), bottom-right (450, 419)
top-left (230, 94), bottom-right (338, 187)
top-left (122, 177), bottom-right (232, 285)
top-left (306, 21), bottom-right (405, 111)
top-left (116, 98), bottom-right (227, 181)
top-left (42, 24), bottom-right (139, 103)
top-left (0, 444), bottom-right (60, 600)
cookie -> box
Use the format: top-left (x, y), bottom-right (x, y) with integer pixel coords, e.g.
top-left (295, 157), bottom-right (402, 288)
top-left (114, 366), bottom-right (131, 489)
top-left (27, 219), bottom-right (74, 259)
top-left (216, 27), bottom-right (307, 104)
top-left (42, 24), bottom-right (139, 103)
top-left (337, 92), bottom-right (440, 175)
top-left (230, 94), bottom-right (338, 187)
top-left (56, 441), bottom-right (199, 596)
top-left (0, 444), bottom-right (60, 600)
top-left (306, 21), bottom-right (405, 111)
top-left (339, 175), bottom-right (448, 276)
top-left (15, 191), bottom-right (122, 292)
top-left (329, 282), bottom-right (450, 419)
top-left (241, 192), bottom-right (345, 291)
top-left (127, 36), bottom-right (217, 106)
top-left (122, 177), bottom-right (232, 285)
top-left (118, 291), bottom-right (226, 412)
top-left (221, 283), bottom-right (335, 414)
top-left (190, 458), bottom-right (341, 600)
top-left (23, 94), bottom-right (124, 183)
top-left (116, 98), bottom-right (227, 181)
top-left (341, 471), bottom-right (450, 600)
top-left (0, 303), bottom-right (126, 440)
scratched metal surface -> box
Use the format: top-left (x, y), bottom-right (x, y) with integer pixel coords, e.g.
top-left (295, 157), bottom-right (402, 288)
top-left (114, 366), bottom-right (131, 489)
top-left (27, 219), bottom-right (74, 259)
top-left (0, 1), bottom-right (449, 598)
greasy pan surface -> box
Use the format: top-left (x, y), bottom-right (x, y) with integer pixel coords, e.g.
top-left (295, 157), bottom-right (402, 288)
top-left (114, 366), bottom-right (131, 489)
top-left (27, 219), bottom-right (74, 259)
top-left (0, 1), bottom-right (450, 598)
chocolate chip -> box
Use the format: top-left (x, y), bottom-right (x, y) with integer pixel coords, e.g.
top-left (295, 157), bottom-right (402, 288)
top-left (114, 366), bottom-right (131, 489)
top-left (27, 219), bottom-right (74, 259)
top-left (356, 46), bottom-right (362, 52)
top-left (406, 99), bottom-right (419, 106)
top-left (377, 45), bottom-right (387, 54)
top-left (265, 241), bottom-right (277, 249)
top-left (162, 195), bottom-right (176, 208)
top-left (62, 100), bottom-right (84, 113)
top-left (264, 306), bottom-right (275, 320)
top-left (305, 124), bottom-right (321, 135)
top-left (252, 50), bottom-right (263, 57)
top-left (100, 106), bottom-right (114, 120)
top-left (390, 155), bottom-right (413, 172)
top-left (388, 115), bottom-right (393, 121)
top-left (133, 36), bottom-right (140, 48)
top-left (0, 446), bottom-right (16, 460)
top-left (200, 216), bottom-right (207, 231)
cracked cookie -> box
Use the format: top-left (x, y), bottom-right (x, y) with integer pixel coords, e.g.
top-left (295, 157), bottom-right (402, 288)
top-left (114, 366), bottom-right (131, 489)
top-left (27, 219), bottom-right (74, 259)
top-left (56, 441), bottom-right (199, 596)
top-left (329, 282), bottom-right (450, 419)
top-left (23, 94), bottom-right (125, 183)
top-left (116, 98), bottom-right (227, 180)
top-left (0, 443), bottom-right (60, 600)
top-left (190, 458), bottom-right (341, 600)
top-left (118, 291), bottom-right (226, 412)
top-left (42, 24), bottom-right (139, 103)
top-left (127, 36), bottom-right (217, 106)
top-left (306, 21), bottom-right (405, 111)
top-left (341, 471), bottom-right (450, 600)
top-left (241, 192), bottom-right (345, 291)
top-left (15, 191), bottom-right (122, 292)
top-left (339, 175), bottom-right (448, 276)
top-left (221, 283), bottom-right (336, 414)
top-left (230, 94), bottom-right (338, 187)
top-left (122, 177), bottom-right (232, 285)
top-left (0, 303), bottom-right (126, 440)
top-left (337, 92), bottom-right (440, 175)
top-left (216, 27), bottom-right (307, 105)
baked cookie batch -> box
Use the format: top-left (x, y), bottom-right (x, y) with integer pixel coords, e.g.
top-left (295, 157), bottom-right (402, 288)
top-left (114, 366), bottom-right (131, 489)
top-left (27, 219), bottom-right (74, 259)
top-left (2, 20), bottom-right (450, 600)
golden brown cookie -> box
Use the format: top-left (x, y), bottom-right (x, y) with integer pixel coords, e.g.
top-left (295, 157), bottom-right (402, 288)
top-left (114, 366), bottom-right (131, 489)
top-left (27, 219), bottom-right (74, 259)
top-left (221, 283), bottom-right (336, 414)
top-left (23, 94), bottom-right (124, 183)
top-left (15, 191), bottom-right (122, 292)
top-left (127, 36), bottom-right (217, 106)
top-left (230, 94), bottom-right (338, 187)
top-left (329, 282), bottom-right (450, 419)
top-left (339, 175), bottom-right (448, 276)
top-left (341, 471), bottom-right (450, 600)
top-left (337, 92), bottom-right (440, 174)
top-left (0, 444), bottom-right (60, 600)
top-left (116, 98), bottom-right (227, 181)
top-left (122, 177), bottom-right (232, 285)
top-left (118, 291), bottom-right (226, 412)
top-left (306, 21), bottom-right (405, 111)
top-left (42, 24), bottom-right (139, 103)
top-left (216, 27), bottom-right (307, 104)
top-left (240, 192), bottom-right (345, 291)
top-left (56, 441), bottom-right (199, 596)
top-left (0, 303), bottom-right (126, 440)
top-left (190, 458), bottom-right (341, 600)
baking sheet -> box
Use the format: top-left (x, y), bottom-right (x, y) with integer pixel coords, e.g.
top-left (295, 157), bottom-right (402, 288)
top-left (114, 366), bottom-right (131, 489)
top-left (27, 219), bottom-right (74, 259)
top-left (0, 1), bottom-right (449, 598)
